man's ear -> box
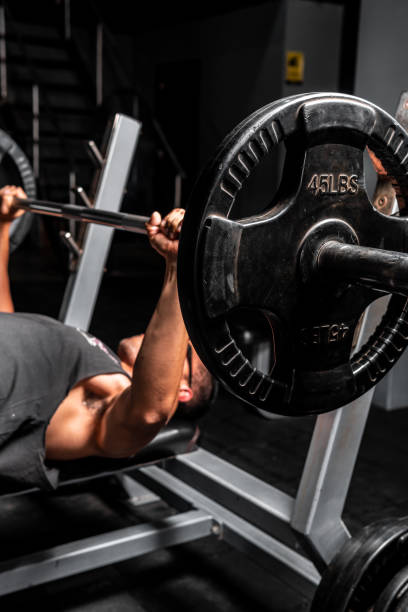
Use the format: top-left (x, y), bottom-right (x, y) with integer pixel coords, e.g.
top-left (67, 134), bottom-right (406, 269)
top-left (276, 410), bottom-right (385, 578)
top-left (179, 386), bottom-right (193, 403)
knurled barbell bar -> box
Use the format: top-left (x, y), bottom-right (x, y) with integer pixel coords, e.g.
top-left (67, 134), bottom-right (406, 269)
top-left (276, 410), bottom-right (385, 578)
top-left (11, 197), bottom-right (149, 235)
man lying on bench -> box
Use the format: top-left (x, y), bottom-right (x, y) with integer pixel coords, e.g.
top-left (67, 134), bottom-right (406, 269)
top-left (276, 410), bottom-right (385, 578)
top-left (0, 186), bottom-right (213, 491)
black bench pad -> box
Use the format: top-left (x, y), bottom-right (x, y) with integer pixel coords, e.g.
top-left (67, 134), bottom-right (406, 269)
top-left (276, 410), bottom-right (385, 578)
top-left (0, 418), bottom-right (199, 497)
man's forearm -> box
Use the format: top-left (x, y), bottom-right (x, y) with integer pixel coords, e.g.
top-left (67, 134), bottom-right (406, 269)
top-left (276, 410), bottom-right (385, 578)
top-left (0, 224), bottom-right (14, 313)
top-left (130, 260), bottom-right (188, 417)
top-left (98, 260), bottom-right (188, 456)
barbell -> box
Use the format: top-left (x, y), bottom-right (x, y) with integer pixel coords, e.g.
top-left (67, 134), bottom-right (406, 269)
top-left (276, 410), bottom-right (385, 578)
top-left (12, 197), bottom-right (149, 236)
top-left (11, 195), bottom-right (408, 297)
top-left (9, 92), bottom-right (408, 417)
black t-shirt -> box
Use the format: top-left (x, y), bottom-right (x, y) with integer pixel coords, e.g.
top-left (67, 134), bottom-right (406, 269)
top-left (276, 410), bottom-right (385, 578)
top-left (0, 312), bottom-right (130, 491)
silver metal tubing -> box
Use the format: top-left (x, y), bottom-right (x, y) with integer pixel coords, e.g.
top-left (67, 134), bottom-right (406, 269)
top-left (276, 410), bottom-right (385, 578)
top-left (317, 239), bottom-right (408, 295)
top-left (59, 113), bottom-right (141, 328)
top-left (0, 510), bottom-right (214, 597)
top-left (60, 231), bottom-right (82, 258)
top-left (32, 84), bottom-right (40, 178)
top-left (75, 186), bottom-right (93, 208)
top-left (13, 196), bottom-right (149, 236)
top-left (64, 0), bottom-right (71, 40)
top-left (87, 140), bottom-right (105, 167)
top-left (96, 22), bottom-right (103, 106)
top-left (139, 463), bottom-right (320, 597)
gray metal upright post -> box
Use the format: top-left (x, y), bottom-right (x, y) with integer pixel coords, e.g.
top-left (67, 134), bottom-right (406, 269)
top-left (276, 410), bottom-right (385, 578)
top-left (291, 297), bottom-right (388, 565)
top-left (59, 114), bottom-right (141, 330)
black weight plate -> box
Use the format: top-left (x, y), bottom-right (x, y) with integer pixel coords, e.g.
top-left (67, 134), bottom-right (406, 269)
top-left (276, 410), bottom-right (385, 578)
top-left (311, 517), bottom-right (408, 612)
top-left (0, 129), bottom-right (36, 251)
top-left (178, 92), bottom-right (408, 416)
top-left (374, 565), bottom-right (408, 612)
top-left (390, 585), bottom-right (408, 612)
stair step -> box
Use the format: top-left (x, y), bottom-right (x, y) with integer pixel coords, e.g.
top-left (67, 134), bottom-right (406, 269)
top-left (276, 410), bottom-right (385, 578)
top-left (7, 134), bottom-right (97, 159)
top-left (39, 188), bottom-right (72, 200)
top-left (7, 40), bottom-right (69, 63)
top-left (41, 156), bottom-right (91, 166)
top-left (7, 86), bottom-right (91, 110)
top-left (2, 21), bottom-right (109, 202)
top-left (41, 115), bottom-right (96, 135)
top-left (41, 167), bottom-right (96, 189)
top-left (6, 32), bottom-right (65, 50)
top-left (40, 174), bottom-right (79, 188)
top-left (42, 184), bottom-right (73, 192)
top-left (11, 102), bottom-right (98, 117)
top-left (7, 55), bottom-right (71, 70)
top-left (39, 128), bottom-right (93, 139)
top-left (0, 147), bottom-right (82, 169)
top-left (7, 22), bottom-right (63, 40)
top-left (5, 117), bottom-right (99, 144)
top-left (8, 77), bottom-right (83, 92)
top-left (9, 64), bottom-right (80, 87)
top-left (19, 134), bottom-right (101, 146)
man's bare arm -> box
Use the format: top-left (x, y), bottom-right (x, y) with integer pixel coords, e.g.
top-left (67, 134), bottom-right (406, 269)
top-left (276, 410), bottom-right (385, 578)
top-left (0, 186), bottom-right (27, 313)
top-left (94, 209), bottom-right (188, 457)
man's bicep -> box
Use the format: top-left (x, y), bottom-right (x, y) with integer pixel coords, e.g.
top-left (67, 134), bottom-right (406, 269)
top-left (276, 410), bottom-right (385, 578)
top-left (96, 387), bottom-right (166, 459)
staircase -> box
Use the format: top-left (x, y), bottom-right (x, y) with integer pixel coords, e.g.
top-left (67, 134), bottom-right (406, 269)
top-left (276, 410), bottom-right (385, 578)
top-left (0, 6), bottom-right (106, 204)
top-left (0, 0), bottom-right (187, 265)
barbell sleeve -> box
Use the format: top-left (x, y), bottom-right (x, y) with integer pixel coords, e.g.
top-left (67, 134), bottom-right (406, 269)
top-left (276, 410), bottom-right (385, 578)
top-left (12, 197), bottom-right (149, 235)
top-left (317, 240), bottom-right (408, 295)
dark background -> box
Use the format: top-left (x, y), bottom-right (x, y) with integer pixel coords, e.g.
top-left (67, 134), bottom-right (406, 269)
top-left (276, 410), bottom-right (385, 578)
top-left (1, 1), bottom-right (408, 611)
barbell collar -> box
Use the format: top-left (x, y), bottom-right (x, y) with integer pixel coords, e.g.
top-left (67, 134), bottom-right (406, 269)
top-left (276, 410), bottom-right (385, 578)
top-left (317, 239), bottom-right (408, 295)
top-left (12, 197), bottom-right (149, 235)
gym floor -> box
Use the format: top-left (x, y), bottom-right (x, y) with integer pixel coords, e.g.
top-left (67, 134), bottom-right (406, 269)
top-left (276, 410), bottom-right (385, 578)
top-left (2, 227), bottom-right (408, 612)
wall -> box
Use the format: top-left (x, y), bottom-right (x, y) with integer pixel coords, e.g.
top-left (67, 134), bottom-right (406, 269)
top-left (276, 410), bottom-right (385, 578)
top-left (354, 0), bottom-right (408, 114)
top-left (282, 0), bottom-right (343, 98)
top-left (354, 0), bottom-right (408, 409)
top-left (132, 0), bottom-right (344, 214)
top-left (133, 2), bottom-right (287, 167)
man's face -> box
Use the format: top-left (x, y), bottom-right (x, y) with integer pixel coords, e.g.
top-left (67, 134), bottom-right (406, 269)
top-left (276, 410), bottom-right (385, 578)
top-left (117, 334), bottom-right (194, 403)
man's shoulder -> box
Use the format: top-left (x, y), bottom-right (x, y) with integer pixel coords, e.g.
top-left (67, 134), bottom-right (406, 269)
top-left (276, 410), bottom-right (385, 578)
top-left (82, 372), bottom-right (131, 397)
top-left (0, 312), bottom-right (60, 326)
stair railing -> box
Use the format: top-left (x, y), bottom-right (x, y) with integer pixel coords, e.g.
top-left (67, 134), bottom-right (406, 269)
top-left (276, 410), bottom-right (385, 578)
top-left (0, 3), bottom-right (7, 100)
top-left (3, 2), bottom-right (76, 185)
top-left (32, 83), bottom-right (39, 178)
top-left (83, 0), bottom-right (187, 206)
